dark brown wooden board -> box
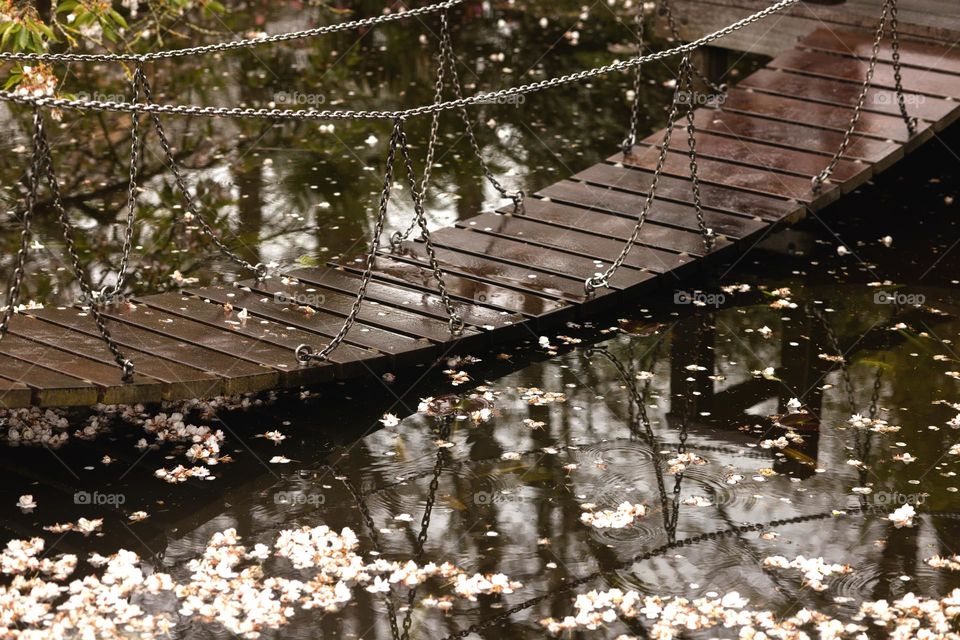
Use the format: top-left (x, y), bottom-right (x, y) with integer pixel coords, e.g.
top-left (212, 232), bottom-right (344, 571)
top-left (9, 314), bottom-right (223, 401)
top-left (29, 307), bottom-right (280, 396)
top-left (457, 211), bottom-right (700, 274)
top-left (537, 175), bottom-right (776, 232)
top-left (338, 255), bottom-right (573, 320)
top-left (769, 49), bottom-right (960, 99)
top-left (238, 276), bottom-right (482, 347)
top-left (0, 377), bottom-right (33, 409)
top-left (639, 127), bottom-right (870, 183)
top-left (799, 27), bottom-right (960, 75)
top-left (619, 144), bottom-right (831, 205)
top-left (740, 68), bottom-right (957, 125)
top-left (282, 267), bottom-right (525, 332)
top-left (509, 197), bottom-right (729, 256)
top-left (721, 89), bottom-right (929, 144)
top-left (136, 290), bottom-right (386, 375)
top-left (426, 227), bottom-right (655, 291)
top-left (384, 243), bottom-right (591, 303)
top-left (687, 109), bottom-right (901, 167)
top-left (0, 327), bottom-right (100, 407)
top-left (181, 285), bottom-right (451, 366)
top-left (0, 333), bottom-right (162, 405)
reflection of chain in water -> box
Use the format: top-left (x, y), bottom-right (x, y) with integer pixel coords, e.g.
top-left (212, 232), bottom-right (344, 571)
top-left (439, 506), bottom-right (960, 640)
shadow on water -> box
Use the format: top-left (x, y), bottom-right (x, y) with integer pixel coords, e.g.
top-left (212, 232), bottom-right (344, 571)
top-left (0, 0), bottom-right (959, 637)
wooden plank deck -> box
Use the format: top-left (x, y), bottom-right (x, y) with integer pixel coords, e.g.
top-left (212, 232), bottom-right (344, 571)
top-left (1, 27), bottom-right (958, 408)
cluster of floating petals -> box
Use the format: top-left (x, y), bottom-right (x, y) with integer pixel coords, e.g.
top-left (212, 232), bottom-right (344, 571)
top-left (762, 555), bottom-right (853, 591)
top-left (542, 588), bottom-right (960, 638)
top-left (666, 452), bottom-right (706, 474)
top-left (926, 554), bottom-right (960, 571)
top-left (518, 387), bottom-right (567, 405)
top-left (579, 502), bottom-right (648, 529)
top-left (888, 504), bottom-right (916, 528)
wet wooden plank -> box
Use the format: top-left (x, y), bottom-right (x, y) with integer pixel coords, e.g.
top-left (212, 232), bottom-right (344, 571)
top-left (620, 143), bottom-right (831, 205)
top-left (740, 68), bottom-right (957, 125)
top-left (30, 307), bottom-right (279, 396)
top-left (0, 377), bottom-right (35, 409)
top-left (688, 109), bottom-right (901, 166)
top-left (337, 255), bottom-right (572, 320)
top-left (9, 314), bottom-right (223, 401)
top-left (639, 127), bottom-right (870, 183)
top-left (284, 267), bottom-right (525, 332)
top-left (511, 197), bottom-right (729, 256)
top-left (769, 49), bottom-right (960, 99)
top-left (239, 276), bottom-right (480, 346)
top-left (135, 290), bottom-right (381, 376)
top-left (549, 174), bottom-right (790, 230)
top-left (384, 242), bottom-right (590, 303)
top-left (0, 335), bottom-right (99, 407)
top-left (457, 211), bottom-right (701, 273)
top-left (720, 89), bottom-right (932, 151)
top-left (0, 333), bottom-right (162, 405)
top-left (799, 27), bottom-right (960, 76)
top-left (427, 227), bottom-right (655, 291)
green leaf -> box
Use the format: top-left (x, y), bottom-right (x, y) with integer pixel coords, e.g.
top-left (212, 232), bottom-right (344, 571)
top-left (296, 255), bottom-right (321, 267)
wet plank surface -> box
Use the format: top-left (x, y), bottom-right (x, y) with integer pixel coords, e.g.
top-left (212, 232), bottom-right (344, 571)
top-left (1, 27), bottom-right (957, 407)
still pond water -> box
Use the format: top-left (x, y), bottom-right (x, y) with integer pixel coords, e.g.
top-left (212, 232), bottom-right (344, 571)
top-left (1, 1), bottom-right (960, 638)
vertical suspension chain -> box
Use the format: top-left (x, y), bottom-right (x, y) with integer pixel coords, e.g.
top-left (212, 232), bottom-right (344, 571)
top-left (812, 0), bottom-right (915, 193)
top-left (680, 57), bottom-right (715, 252)
top-left (101, 60), bottom-right (145, 304)
top-left (888, 0), bottom-right (918, 137)
top-left (660, 0), bottom-right (727, 95)
top-left (0, 109), bottom-right (45, 342)
top-left (296, 118), bottom-right (402, 365)
top-left (390, 9), bottom-right (523, 251)
top-left (622, 3), bottom-right (646, 157)
top-left (395, 120), bottom-right (465, 335)
top-left (34, 112), bottom-right (135, 379)
top-left (138, 67), bottom-right (269, 279)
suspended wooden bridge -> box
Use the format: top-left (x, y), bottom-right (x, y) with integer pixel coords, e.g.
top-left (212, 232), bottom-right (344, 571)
top-left (0, 5), bottom-right (958, 408)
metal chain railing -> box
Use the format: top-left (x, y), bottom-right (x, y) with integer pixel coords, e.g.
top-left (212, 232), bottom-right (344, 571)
top-left (390, 9), bottom-right (523, 250)
top-left (138, 66), bottom-right (269, 279)
top-left (0, 0), bottom-right (801, 121)
top-left (622, 4), bottom-right (646, 157)
top-left (680, 59), bottom-right (716, 251)
top-left (811, 0), bottom-right (916, 193)
top-left (660, 0), bottom-right (727, 95)
top-left (34, 113), bottom-right (135, 379)
top-left (0, 0), bottom-right (469, 63)
top-left (100, 62), bottom-right (145, 304)
top-left (0, 110), bottom-right (44, 342)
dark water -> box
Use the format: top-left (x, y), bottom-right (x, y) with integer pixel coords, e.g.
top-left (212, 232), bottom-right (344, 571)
top-left (1, 1), bottom-right (960, 638)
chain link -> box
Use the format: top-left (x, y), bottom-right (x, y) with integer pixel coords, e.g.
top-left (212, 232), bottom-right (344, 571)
top-left (296, 118), bottom-right (401, 365)
top-left (0, 109), bottom-right (44, 342)
top-left (680, 58), bottom-right (716, 252)
top-left (622, 5), bottom-right (646, 157)
top-left (138, 68), bottom-right (268, 279)
top-left (34, 113), bottom-right (135, 379)
top-left (391, 9), bottom-right (523, 250)
top-left (812, 0), bottom-right (915, 193)
top-left (888, 0), bottom-right (918, 137)
top-left (660, 0), bottom-right (727, 95)
top-left (100, 62), bottom-right (145, 304)
top-left (0, 0), bottom-right (800, 121)
top-left (0, 0), bottom-right (469, 63)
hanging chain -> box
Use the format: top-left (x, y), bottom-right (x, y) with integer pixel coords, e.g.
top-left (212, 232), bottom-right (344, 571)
top-left (888, 0), bottom-right (918, 137)
top-left (660, 0), bottom-right (727, 95)
top-left (0, 109), bottom-right (44, 342)
top-left (138, 68), bottom-right (269, 279)
top-left (585, 53), bottom-right (695, 294)
top-left (622, 4), bottom-right (646, 157)
top-left (34, 113), bottom-right (135, 379)
top-left (812, 0), bottom-right (915, 193)
top-left (295, 118), bottom-right (401, 364)
top-left (390, 9), bottom-right (523, 250)
top-left (399, 416), bottom-right (451, 640)
top-left (681, 58), bottom-right (715, 252)
top-left (0, 0), bottom-right (801, 121)
top-left (0, 0), bottom-right (470, 63)
top-left (100, 61), bottom-right (145, 304)
top-left (395, 120), bottom-right (465, 335)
